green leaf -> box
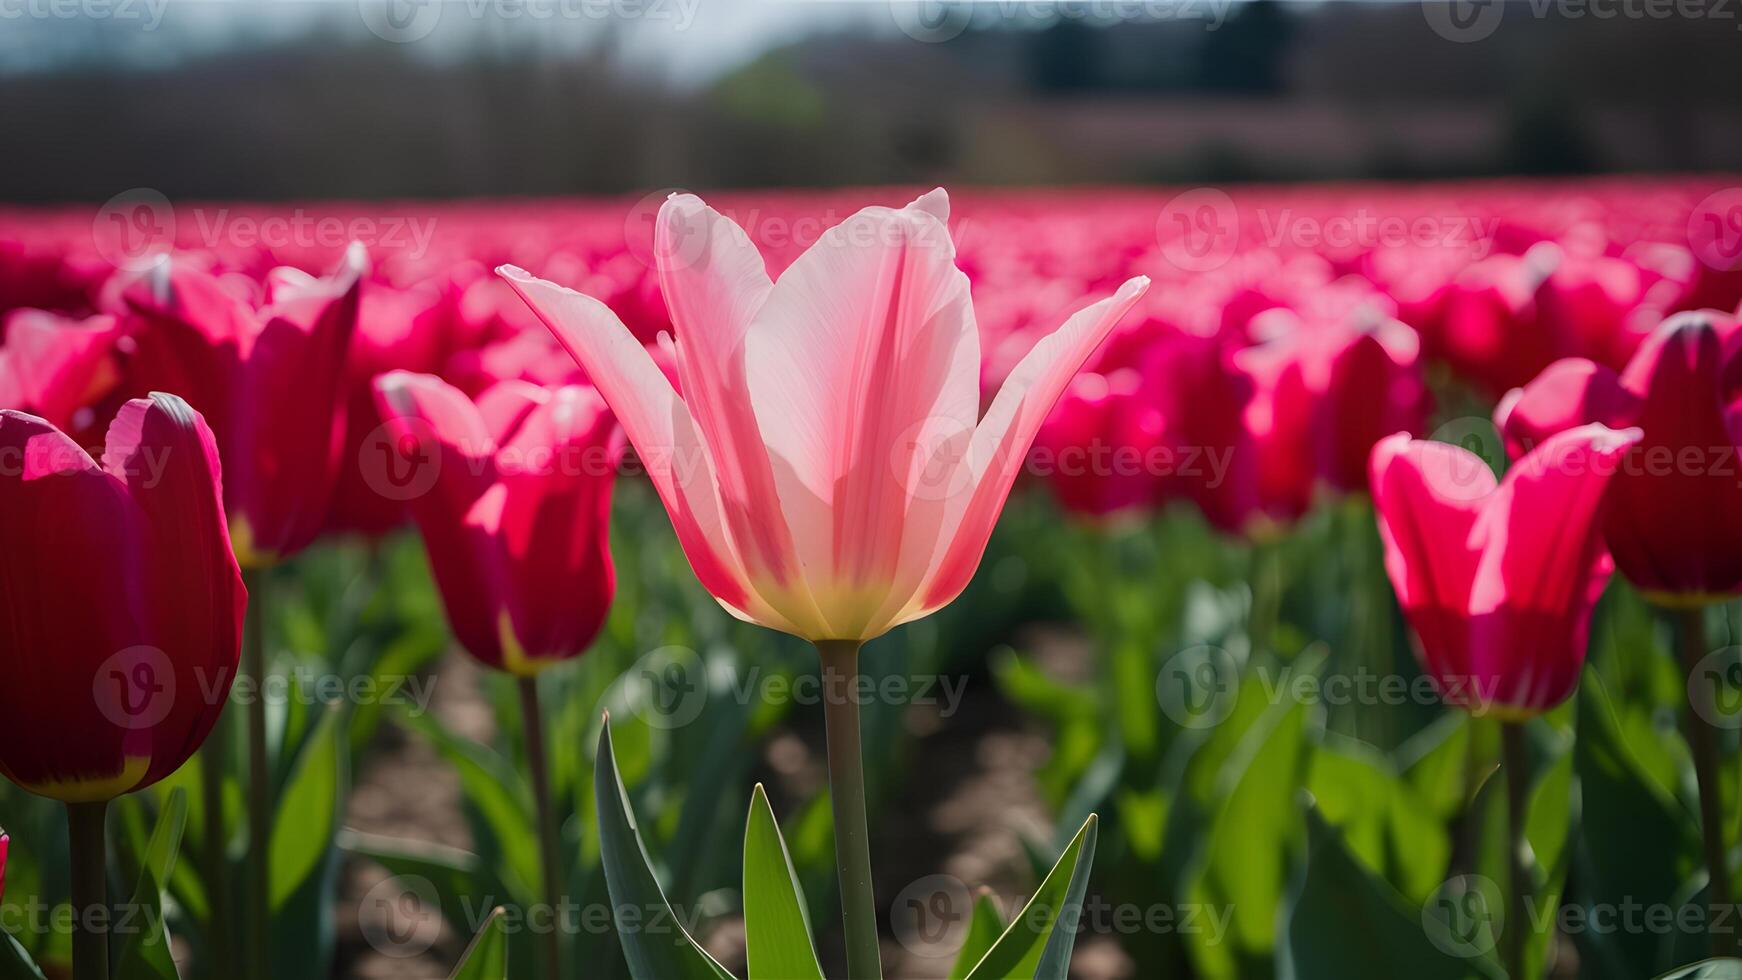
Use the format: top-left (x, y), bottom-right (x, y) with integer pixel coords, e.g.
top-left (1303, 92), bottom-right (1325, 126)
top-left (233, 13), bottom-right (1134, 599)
top-left (594, 718), bottom-right (736, 980)
top-left (1308, 739), bottom-right (1449, 905)
top-left (1285, 807), bottom-right (1496, 980)
top-left (115, 789), bottom-right (188, 980)
top-left (1657, 959), bottom-right (1742, 979)
top-left (448, 907), bottom-right (510, 980)
top-left (1574, 675), bottom-right (1700, 976)
top-left (398, 708), bottom-right (540, 903)
top-left (269, 705), bottom-right (346, 912)
top-left (947, 893), bottom-right (1003, 980)
top-left (963, 814), bottom-right (1098, 980)
top-left (741, 784), bottom-right (823, 980)
top-left (0, 934), bottom-right (46, 980)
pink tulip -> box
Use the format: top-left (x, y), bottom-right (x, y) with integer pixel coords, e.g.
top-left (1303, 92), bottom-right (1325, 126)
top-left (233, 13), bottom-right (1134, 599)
top-left (374, 372), bottom-right (622, 674)
top-left (1032, 368), bottom-right (1167, 517)
top-left (500, 189), bottom-right (1148, 642)
top-left (0, 394), bottom-right (245, 801)
top-left (1369, 423), bottom-right (1640, 716)
top-left (119, 248), bottom-right (364, 567)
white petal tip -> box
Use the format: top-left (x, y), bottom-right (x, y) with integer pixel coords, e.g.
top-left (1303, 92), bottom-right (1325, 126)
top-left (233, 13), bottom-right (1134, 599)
top-left (911, 187), bottom-right (950, 222)
top-left (496, 264), bottom-right (531, 281)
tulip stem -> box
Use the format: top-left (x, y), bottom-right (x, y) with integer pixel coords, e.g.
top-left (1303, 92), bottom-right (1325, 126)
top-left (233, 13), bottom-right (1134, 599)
top-left (517, 675), bottom-right (564, 980)
top-left (1500, 721), bottom-right (1531, 980)
top-left (199, 726), bottom-right (232, 978)
top-left (66, 801), bottom-right (109, 980)
top-left (242, 567), bottom-right (271, 980)
top-left (816, 640), bottom-right (883, 980)
top-left (1678, 607), bottom-right (1734, 956)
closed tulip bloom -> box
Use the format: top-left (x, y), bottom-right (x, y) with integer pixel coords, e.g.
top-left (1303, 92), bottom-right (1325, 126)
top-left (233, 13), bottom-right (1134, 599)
top-left (1369, 424), bottom-right (1640, 716)
top-left (500, 189), bottom-right (1148, 643)
top-left (374, 372), bottom-right (622, 674)
top-left (0, 393), bottom-right (245, 801)
top-left (1495, 311), bottom-right (1742, 603)
top-left (121, 247), bottom-right (365, 567)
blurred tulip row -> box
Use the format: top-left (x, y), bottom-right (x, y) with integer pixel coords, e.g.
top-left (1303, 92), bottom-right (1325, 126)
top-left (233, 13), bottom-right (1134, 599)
top-left (0, 179), bottom-right (1739, 979)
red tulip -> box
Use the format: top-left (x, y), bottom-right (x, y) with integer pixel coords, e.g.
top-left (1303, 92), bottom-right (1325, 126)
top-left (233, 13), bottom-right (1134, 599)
top-left (0, 393), bottom-right (245, 801)
top-left (373, 372), bottom-right (622, 674)
top-left (1496, 310), bottom-right (1742, 603)
top-left (120, 249), bottom-right (364, 567)
top-left (0, 310), bottom-right (121, 440)
top-left (1369, 423), bottom-right (1640, 716)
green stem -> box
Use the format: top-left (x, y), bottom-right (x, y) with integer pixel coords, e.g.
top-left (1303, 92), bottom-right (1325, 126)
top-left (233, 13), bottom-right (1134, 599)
top-left (816, 640), bottom-right (882, 980)
top-left (1500, 721), bottom-right (1531, 980)
top-left (199, 725), bottom-right (232, 977)
top-left (517, 675), bottom-right (564, 980)
top-left (1678, 607), bottom-right (1735, 956)
top-left (67, 801), bottom-right (110, 980)
top-left (242, 567), bottom-right (270, 980)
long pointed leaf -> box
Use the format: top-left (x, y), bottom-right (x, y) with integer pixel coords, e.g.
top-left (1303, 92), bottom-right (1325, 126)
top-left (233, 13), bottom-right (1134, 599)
top-left (963, 814), bottom-right (1098, 980)
top-left (595, 717), bottom-right (736, 980)
top-left (115, 789), bottom-right (188, 980)
top-left (742, 785), bottom-right (823, 980)
top-left (448, 907), bottom-right (510, 980)
top-left (947, 893), bottom-right (1004, 980)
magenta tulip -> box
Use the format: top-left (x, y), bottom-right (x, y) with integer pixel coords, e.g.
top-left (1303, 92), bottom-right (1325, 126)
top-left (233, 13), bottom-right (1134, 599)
top-left (1496, 310), bottom-right (1742, 604)
top-left (374, 372), bottom-right (622, 674)
top-left (0, 393), bottom-right (245, 801)
top-left (0, 310), bottom-right (121, 439)
top-left (120, 249), bottom-right (364, 567)
top-left (1369, 423), bottom-right (1640, 716)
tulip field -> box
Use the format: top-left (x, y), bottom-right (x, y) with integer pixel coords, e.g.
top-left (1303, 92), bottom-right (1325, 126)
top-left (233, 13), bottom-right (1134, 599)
top-left (3, 178), bottom-right (1742, 980)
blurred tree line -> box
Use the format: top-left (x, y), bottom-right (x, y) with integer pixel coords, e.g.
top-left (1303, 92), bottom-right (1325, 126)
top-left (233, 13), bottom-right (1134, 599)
top-left (1, 0), bottom-right (1736, 202)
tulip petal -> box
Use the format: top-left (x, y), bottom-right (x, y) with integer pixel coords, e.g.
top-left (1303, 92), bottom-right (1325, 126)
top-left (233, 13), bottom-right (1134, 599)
top-left (912, 276), bottom-right (1150, 620)
top-left (745, 191), bottom-right (983, 636)
top-left (0, 410), bottom-right (151, 800)
top-left (493, 386), bottom-right (622, 668)
top-left (0, 311), bottom-right (120, 432)
top-left (1493, 357), bottom-right (1637, 459)
top-left (101, 393), bottom-right (246, 786)
top-left (655, 196), bottom-right (817, 623)
top-left (497, 266), bottom-right (782, 630)
top-left (1468, 423), bottom-right (1640, 709)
